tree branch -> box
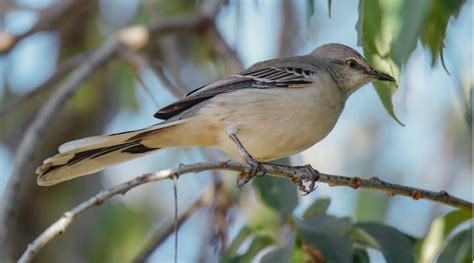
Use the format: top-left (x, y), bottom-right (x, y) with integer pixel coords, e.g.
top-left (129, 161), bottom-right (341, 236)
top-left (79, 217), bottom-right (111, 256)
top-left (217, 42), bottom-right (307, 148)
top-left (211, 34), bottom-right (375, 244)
top-left (204, 23), bottom-right (243, 73)
top-left (0, 13), bottom-right (220, 258)
top-left (17, 160), bottom-right (473, 262)
top-left (0, 52), bottom-right (88, 119)
top-left (0, 37), bottom-right (120, 256)
top-left (0, 0), bottom-right (76, 54)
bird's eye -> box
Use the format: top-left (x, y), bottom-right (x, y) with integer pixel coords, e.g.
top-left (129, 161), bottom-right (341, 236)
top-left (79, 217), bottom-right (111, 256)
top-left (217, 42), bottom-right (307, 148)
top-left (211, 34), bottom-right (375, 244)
top-left (346, 59), bottom-right (358, 69)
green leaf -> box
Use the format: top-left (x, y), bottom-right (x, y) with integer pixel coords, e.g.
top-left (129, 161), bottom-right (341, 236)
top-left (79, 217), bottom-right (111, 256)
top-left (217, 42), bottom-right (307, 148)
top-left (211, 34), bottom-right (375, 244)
top-left (306, 0), bottom-right (315, 17)
top-left (392, 0), bottom-right (465, 70)
top-left (224, 227), bottom-right (253, 259)
top-left (356, 189), bottom-right (389, 221)
top-left (392, 0), bottom-right (432, 67)
top-left (255, 158), bottom-right (298, 217)
top-left (349, 226), bottom-right (381, 249)
top-left (353, 249), bottom-right (370, 263)
top-left (357, 0), bottom-right (469, 122)
top-left (231, 234), bottom-right (274, 263)
top-left (260, 232), bottom-right (295, 263)
top-left (356, 0), bottom-right (404, 126)
top-left (437, 228), bottom-right (473, 263)
top-left (419, 0), bottom-right (465, 66)
top-left (327, 0), bottom-right (332, 18)
top-left (303, 197), bottom-right (331, 218)
top-left (297, 215), bottom-right (354, 262)
top-left (417, 209), bottom-right (473, 262)
top-left (373, 82), bottom-right (404, 126)
top-left (355, 223), bottom-right (415, 263)
top-left (290, 248), bottom-right (308, 263)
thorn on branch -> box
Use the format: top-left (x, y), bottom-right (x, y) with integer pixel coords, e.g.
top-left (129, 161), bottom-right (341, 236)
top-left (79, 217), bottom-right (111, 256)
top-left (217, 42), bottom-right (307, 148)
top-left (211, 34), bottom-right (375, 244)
top-left (439, 190), bottom-right (449, 197)
top-left (95, 199), bottom-right (104, 206)
top-left (350, 177), bottom-right (362, 189)
top-left (220, 161), bottom-right (230, 168)
top-left (410, 190), bottom-right (422, 200)
top-left (172, 172), bottom-right (180, 180)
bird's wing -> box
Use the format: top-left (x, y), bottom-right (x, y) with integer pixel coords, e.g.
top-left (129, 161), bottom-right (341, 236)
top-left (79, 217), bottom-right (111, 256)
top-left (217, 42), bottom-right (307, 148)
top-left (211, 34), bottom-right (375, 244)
top-left (154, 58), bottom-right (322, 120)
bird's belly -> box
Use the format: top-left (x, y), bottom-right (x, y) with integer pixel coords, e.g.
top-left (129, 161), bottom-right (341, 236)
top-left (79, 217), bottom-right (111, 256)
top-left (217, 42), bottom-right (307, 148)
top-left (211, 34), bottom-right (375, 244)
top-left (198, 85), bottom-right (344, 161)
top-left (234, 121), bottom-right (326, 161)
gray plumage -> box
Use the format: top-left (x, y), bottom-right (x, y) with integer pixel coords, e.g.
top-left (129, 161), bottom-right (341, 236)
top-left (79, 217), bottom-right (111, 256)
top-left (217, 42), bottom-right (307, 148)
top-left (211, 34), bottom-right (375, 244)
top-left (36, 43), bottom-right (395, 186)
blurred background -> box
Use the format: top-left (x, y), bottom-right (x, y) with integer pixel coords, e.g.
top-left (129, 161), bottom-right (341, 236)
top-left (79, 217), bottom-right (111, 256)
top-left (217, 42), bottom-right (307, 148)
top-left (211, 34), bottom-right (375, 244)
top-left (0, 0), bottom-right (472, 262)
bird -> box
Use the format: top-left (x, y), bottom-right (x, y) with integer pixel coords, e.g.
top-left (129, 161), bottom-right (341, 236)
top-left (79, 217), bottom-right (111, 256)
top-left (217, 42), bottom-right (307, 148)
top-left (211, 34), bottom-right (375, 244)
top-left (36, 43), bottom-right (395, 188)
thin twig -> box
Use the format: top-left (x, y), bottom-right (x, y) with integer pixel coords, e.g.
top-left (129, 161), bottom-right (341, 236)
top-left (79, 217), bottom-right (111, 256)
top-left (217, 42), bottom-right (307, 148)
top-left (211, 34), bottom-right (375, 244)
top-left (133, 187), bottom-right (215, 263)
top-left (205, 23), bottom-right (243, 73)
top-left (0, 0), bottom-right (75, 54)
top-left (18, 160), bottom-right (473, 262)
top-left (0, 36), bottom-right (120, 255)
top-left (152, 62), bottom-right (188, 98)
top-left (0, 52), bottom-right (88, 119)
top-left (118, 46), bottom-right (160, 107)
top-left (278, 0), bottom-right (298, 57)
top-left (0, 13), bottom-right (221, 259)
top-left (172, 175), bottom-right (178, 263)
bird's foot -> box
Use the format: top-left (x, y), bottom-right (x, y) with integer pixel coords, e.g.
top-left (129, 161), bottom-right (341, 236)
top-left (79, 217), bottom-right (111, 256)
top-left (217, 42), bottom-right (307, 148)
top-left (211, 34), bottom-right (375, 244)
top-left (236, 157), bottom-right (267, 189)
top-left (297, 164), bottom-right (320, 196)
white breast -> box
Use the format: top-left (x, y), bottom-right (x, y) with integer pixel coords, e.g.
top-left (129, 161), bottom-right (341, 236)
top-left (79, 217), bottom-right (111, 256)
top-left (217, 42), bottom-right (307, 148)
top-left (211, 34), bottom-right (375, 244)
top-left (196, 72), bottom-right (345, 161)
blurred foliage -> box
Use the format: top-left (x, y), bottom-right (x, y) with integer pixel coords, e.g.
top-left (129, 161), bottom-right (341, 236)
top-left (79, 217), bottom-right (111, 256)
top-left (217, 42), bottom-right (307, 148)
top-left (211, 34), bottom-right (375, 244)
top-left (355, 190), bottom-right (389, 221)
top-left (357, 0), bottom-right (466, 125)
top-left (254, 158), bottom-right (298, 218)
top-left (87, 202), bottom-right (154, 262)
top-left (222, 194), bottom-right (472, 263)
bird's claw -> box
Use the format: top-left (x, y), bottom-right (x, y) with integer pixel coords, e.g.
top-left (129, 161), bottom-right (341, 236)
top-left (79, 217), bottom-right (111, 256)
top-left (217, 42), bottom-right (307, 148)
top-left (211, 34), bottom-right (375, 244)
top-left (235, 158), bottom-right (266, 189)
top-left (299, 165), bottom-right (320, 196)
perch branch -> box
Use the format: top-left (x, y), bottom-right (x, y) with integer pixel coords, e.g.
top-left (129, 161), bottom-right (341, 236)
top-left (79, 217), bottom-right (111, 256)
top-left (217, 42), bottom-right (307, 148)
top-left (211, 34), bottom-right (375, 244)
top-left (0, 37), bottom-right (120, 253)
top-left (18, 160), bottom-right (473, 262)
top-left (0, 12), bottom-right (222, 255)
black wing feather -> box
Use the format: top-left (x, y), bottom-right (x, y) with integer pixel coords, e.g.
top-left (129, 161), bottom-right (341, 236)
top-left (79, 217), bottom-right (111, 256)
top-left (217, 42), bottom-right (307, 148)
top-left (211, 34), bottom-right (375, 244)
top-left (154, 65), bottom-right (318, 120)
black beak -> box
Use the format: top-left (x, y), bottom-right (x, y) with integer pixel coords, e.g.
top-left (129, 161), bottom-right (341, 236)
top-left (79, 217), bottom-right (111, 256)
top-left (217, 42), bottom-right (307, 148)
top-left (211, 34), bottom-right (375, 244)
top-left (371, 70), bottom-right (396, 82)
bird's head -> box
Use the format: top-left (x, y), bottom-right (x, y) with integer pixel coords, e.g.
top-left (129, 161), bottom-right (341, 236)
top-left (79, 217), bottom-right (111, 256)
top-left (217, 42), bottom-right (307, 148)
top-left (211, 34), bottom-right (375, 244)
top-left (311, 43), bottom-right (395, 96)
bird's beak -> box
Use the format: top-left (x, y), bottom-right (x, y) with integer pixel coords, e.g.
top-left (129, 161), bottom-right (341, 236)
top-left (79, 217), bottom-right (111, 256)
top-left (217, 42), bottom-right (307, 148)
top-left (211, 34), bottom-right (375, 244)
top-left (370, 70), bottom-right (396, 82)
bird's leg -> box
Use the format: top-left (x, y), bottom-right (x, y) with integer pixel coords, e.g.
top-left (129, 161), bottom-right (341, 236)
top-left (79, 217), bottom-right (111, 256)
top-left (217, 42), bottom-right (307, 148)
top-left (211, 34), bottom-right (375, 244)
top-left (225, 126), bottom-right (266, 188)
top-left (298, 164), bottom-right (320, 195)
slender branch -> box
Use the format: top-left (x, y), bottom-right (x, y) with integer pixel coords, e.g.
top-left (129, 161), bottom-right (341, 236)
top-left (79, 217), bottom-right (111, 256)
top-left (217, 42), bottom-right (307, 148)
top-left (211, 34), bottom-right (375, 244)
top-left (204, 23), bottom-right (243, 73)
top-left (0, 52), bottom-right (88, 119)
top-left (0, 36), bottom-right (120, 255)
top-left (18, 160), bottom-right (473, 262)
top-left (0, 13), bottom-right (221, 258)
top-left (118, 46), bottom-right (160, 107)
top-left (151, 61), bottom-right (188, 98)
top-left (278, 0), bottom-right (299, 57)
top-left (172, 175), bottom-right (178, 263)
top-left (133, 187), bottom-right (215, 263)
top-left (0, 0), bottom-right (76, 54)
top-left (118, 46), bottom-right (187, 100)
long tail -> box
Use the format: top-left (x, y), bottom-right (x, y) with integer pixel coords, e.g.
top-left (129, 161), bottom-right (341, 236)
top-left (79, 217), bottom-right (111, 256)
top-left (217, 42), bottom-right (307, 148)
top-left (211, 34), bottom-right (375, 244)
top-left (36, 121), bottom-right (185, 186)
